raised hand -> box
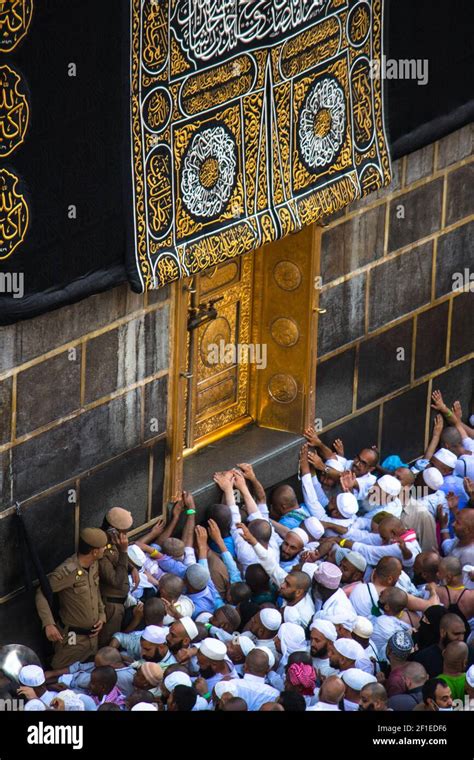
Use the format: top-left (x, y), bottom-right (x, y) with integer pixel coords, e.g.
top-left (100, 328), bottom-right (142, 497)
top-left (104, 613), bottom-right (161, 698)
top-left (431, 389), bottom-right (448, 413)
top-left (194, 525), bottom-right (209, 555)
top-left (446, 491), bottom-right (460, 514)
top-left (433, 414), bottom-right (444, 437)
top-left (436, 504), bottom-right (449, 530)
top-left (235, 522), bottom-right (257, 545)
top-left (213, 471), bottom-right (235, 492)
top-left (307, 450), bottom-right (324, 471)
top-left (232, 469), bottom-right (249, 492)
top-left (182, 491), bottom-right (196, 511)
top-left (333, 438), bottom-right (344, 457)
top-left (304, 426), bottom-right (321, 447)
top-left (299, 443), bottom-right (310, 474)
top-left (464, 477), bottom-right (474, 501)
top-left (237, 463), bottom-right (256, 481)
top-left (452, 400), bottom-right (463, 421)
top-left (340, 470), bottom-right (357, 492)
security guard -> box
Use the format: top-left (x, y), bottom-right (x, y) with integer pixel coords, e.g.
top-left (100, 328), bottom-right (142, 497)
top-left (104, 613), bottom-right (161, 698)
top-left (99, 507), bottom-right (134, 646)
top-left (35, 528), bottom-right (108, 669)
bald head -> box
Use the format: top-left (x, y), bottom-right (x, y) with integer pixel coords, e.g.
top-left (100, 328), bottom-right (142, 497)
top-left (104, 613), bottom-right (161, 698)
top-left (288, 570), bottom-right (311, 594)
top-left (221, 697), bottom-right (248, 711)
top-left (441, 426), bottom-right (463, 449)
top-left (260, 702), bottom-right (285, 711)
top-left (249, 519), bottom-right (272, 544)
top-left (402, 662), bottom-right (428, 687)
top-left (272, 485), bottom-right (298, 514)
top-left (95, 647), bottom-right (122, 667)
top-left (319, 675), bottom-right (345, 705)
top-left (245, 649), bottom-right (271, 677)
top-left (443, 641), bottom-right (468, 671)
top-left (375, 556), bottom-right (402, 584)
top-left (380, 586), bottom-right (408, 616)
top-left (159, 573), bottom-right (184, 601)
top-left (439, 555), bottom-right (462, 580)
top-left (360, 682), bottom-right (387, 704)
top-left (395, 467), bottom-right (416, 487)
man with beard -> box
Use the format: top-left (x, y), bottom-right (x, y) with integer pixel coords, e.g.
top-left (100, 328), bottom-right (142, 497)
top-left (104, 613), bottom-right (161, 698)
top-left (236, 522), bottom-right (315, 626)
top-left (166, 617), bottom-right (199, 657)
top-left (132, 662), bottom-right (163, 695)
top-left (310, 619), bottom-right (337, 674)
top-left (334, 548), bottom-right (367, 595)
top-left (413, 677), bottom-right (454, 712)
top-left (311, 562), bottom-right (357, 621)
top-left (359, 682), bottom-right (390, 711)
top-left (409, 612), bottom-right (471, 677)
top-left (137, 625), bottom-right (176, 670)
top-left (441, 508), bottom-right (474, 573)
top-left (303, 431), bottom-right (379, 504)
top-left (328, 638), bottom-right (366, 675)
top-left (194, 637), bottom-right (236, 692)
top-left (436, 556), bottom-right (474, 630)
top-left (341, 668), bottom-right (377, 710)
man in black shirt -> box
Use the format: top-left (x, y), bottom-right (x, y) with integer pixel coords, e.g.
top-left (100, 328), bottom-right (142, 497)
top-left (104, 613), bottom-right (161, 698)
top-left (409, 613), bottom-right (473, 677)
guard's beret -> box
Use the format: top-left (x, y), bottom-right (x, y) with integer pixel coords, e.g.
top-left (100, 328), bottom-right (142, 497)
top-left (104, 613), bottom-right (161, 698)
top-left (106, 507), bottom-right (133, 530)
top-left (81, 528), bottom-right (108, 548)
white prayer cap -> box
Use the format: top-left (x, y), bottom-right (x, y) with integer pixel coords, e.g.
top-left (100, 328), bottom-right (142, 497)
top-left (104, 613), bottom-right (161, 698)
top-left (164, 672), bottom-right (192, 692)
top-left (302, 562), bottom-right (320, 580)
top-left (377, 474), bottom-right (402, 497)
top-left (59, 690), bottom-right (86, 711)
top-left (336, 492), bottom-right (359, 518)
top-left (164, 595), bottom-right (195, 625)
top-left (127, 544), bottom-right (146, 568)
top-left (422, 467), bottom-right (444, 490)
top-left (278, 622), bottom-right (307, 659)
top-left (326, 458), bottom-right (345, 473)
top-left (238, 636), bottom-right (255, 657)
top-left (180, 616), bottom-right (199, 641)
top-left (199, 638), bottom-right (227, 661)
top-left (304, 516), bottom-right (324, 540)
top-left (345, 551), bottom-right (367, 572)
top-left (24, 699), bottom-right (47, 711)
top-left (186, 563), bottom-right (210, 591)
top-left (310, 619), bottom-right (337, 642)
top-left (142, 625), bottom-right (168, 644)
top-left (466, 665), bottom-right (474, 688)
top-left (195, 611), bottom-right (213, 624)
top-left (260, 608), bottom-right (282, 631)
top-left (288, 527), bottom-right (309, 546)
top-left (342, 668), bottom-right (377, 691)
top-left (19, 665), bottom-right (45, 687)
top-left (131, 702), bottom-right (158, 711)
top-left (254, 646), bottom-right (275, 669)
top-left (325, 609), bottom-right (357, 631)
top-left (214, 680), bottom-right (239, 699)
top-left (334, 638), bottom-right (365, 661)
top-left (353, 616), bottom-right (374, 639)
top-left (433, 448), bottom-right (457, 469)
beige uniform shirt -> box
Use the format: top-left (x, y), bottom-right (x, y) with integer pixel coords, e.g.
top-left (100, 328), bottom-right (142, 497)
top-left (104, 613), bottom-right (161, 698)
top-left (35, 554), bottom-right (105, 630)
top-left (99, 544), bottom-right (130, 599)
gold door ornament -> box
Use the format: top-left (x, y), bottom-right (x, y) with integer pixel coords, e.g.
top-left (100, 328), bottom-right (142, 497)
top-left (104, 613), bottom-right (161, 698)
top-left (0, 167), bottom-right (28, 259)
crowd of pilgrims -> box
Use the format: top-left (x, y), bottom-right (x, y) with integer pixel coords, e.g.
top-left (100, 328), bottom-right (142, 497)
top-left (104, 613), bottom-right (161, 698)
top-left (5, 389), bottom-right (474, 713)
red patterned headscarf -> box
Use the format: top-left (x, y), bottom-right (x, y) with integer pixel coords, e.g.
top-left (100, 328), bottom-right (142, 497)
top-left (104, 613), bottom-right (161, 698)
top-left (286, 663), bottom-right (316, 696)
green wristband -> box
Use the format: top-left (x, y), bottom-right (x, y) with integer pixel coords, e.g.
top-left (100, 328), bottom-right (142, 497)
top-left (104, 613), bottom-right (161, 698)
top-left (204, 623), bottom-right (212, 630)
top-left (203, 692), bottom-right (211, 700)
top-left (186, 509), bottom-right (196, 515)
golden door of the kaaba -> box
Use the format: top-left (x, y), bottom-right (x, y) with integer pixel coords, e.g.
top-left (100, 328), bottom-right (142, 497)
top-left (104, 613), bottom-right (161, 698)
top-left (166, 225), bottom-right (323, 498)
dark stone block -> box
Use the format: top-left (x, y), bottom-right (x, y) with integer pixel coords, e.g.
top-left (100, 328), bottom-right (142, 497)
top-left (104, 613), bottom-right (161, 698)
top-left (368, 242), bottom-right (433, 330)
top-left (0, 592), bottom-right (46, 657)
top-left (450, 292), bottom-right (474, 362)
top-left (0, 285), bottom-right (144, 374)
top-left (388, 179), bottom-right (443, 253)
top-left (0, 377), bottom-right (12, 444)
top-left (0, 450), bottom-right (11, 509)
top-left (415, 302), bottom-right (449, 379)
top-left (143, 375), bottom-right (169, 441)
top-left (321, 406), bottom-right (380, 456)
top-left (321, 206), bottom-right (386, 283)
top-left (316, 349), bottom-right (355, 426)
top-left (0, 489), bottom-right (75, 598)
top-left (16, 349), bottom-right (82, 436)
top-left (318, 274), bottom-right (366, 356)
top-left (183, 424), bottom-right (304, 516)
top-left (144, 305), bottom-right (170, 377)
top-left (85, 328), bottom-right (121, 402)
top-left (433, 359), bottom-right (473, 416)
top-left (147, 285), bottom-right (171, 304)
top-left (381, 383), bottom-right (429, 463)
top-left (79, 447), bottom-right (150, 531)
top-left (12, 389), bottom-right (142, 502)
top-left (405, 144), bottom-right (434, 186)
top-left (151, 437), bottom-right (167, 519)
top-left (357, 320), bottom-right (413, 408)
top-left (437, 125), bottom-right (473, 169)
top-left (435, 222), bottom-right (474, 298)
top-left (84, 306), bottom-right (169, 404)
top-left (446, 164), bottom-right (474, 226)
